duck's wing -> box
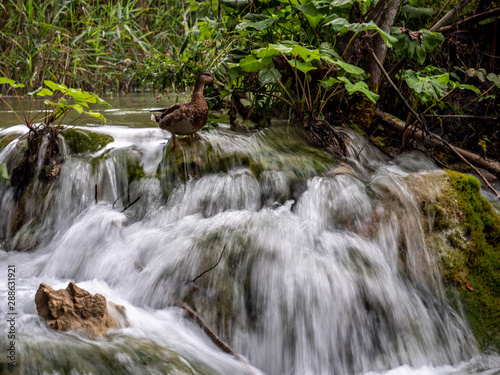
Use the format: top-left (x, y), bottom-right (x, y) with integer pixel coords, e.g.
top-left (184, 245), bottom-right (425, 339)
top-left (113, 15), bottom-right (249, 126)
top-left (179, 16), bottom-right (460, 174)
top-left (150, 103), bottom-right (185, 123)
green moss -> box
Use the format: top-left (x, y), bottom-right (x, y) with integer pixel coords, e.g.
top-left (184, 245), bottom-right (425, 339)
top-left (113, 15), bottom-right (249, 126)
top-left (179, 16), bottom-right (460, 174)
top-left (63, 129), bottom-right (114, 154)
top-left (2, 336), bottom-right (212, 375)
top-left (0, 133), bottom-right (21, 150)
top-left (446, 170), bottom-right (500, 349)
top-left (407, 170), bottom-right (500, 350)
top-left (126, 154), bottom-right (145, 183)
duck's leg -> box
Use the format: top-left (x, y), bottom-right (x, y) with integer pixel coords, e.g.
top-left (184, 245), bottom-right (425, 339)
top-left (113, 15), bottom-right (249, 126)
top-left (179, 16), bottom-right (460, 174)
top-left (172, 133), bottom-right (178, 151)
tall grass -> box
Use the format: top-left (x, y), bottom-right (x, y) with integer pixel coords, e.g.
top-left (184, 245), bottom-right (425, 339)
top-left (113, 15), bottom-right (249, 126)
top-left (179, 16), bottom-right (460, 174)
top-left (0, 0), bottom-right (192, 93)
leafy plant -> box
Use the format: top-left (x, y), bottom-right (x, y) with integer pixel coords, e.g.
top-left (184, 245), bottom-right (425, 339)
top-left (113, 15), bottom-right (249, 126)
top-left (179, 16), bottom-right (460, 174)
top-left (0, 77), bottom-right (111, 131)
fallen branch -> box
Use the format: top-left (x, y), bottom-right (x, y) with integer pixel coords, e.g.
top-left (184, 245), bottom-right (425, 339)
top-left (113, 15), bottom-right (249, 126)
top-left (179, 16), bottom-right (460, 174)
top-left (375, 110), bottom-right (500, 197)
top-left (430, 0), bottom-right (474, 32)
top-left (174, 298), bottom-right (251, 366)
top-left (438, 7), bottom-right (500, 32)
top-left (425, 114), bottom-right (498, 121)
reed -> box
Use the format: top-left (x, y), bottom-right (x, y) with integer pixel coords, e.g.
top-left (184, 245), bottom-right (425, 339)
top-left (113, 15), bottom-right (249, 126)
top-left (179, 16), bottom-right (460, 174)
top-left (0, 0), bottom-right (190, 94)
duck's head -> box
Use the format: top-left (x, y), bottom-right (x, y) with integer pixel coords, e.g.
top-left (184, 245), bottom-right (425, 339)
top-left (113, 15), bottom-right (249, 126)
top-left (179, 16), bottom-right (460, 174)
top-left (196, 71), bottom-right (224, 87)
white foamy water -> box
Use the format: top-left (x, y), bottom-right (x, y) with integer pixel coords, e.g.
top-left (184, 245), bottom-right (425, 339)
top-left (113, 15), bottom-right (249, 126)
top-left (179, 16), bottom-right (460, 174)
top-left (0, 124), bottom-right (499, 374)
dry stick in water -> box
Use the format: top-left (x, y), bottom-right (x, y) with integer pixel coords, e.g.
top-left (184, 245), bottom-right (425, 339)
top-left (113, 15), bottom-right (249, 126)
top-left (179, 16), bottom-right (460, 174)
top-left (121, 196), bottom-right (141, 213)
top-left (187, 245), bottom-right (226, 284)
top-left (164, 245), bottom-right (254, 371)
top-left (174, 298), bottom-right (251, 367)
top-left (369, 49), bottom-right (500, 198)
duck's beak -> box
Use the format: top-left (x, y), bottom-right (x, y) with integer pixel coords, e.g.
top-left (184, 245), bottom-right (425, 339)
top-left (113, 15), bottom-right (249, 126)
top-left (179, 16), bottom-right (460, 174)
top-left (212, 78), bottom-right (225, 87)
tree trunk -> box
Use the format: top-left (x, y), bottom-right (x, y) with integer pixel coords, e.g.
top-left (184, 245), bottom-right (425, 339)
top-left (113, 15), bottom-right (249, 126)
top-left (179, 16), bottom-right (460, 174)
top-left (366, 0), bottom-right (402, 88)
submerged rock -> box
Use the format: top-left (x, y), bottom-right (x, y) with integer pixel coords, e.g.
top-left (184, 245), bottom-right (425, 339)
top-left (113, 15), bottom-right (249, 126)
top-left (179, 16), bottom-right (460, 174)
top-left (35, 282), bottom-right (126, 337)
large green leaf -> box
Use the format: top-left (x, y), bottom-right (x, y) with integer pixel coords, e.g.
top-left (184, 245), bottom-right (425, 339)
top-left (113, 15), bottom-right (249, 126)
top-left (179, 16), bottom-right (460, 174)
top-left (291, 45), bottom-right (321, 62)
top-left (338, 77), bottom-right (379, 103)
top-left (392, 28), bottom-right (444, 65)
top-left (401, 70), bottom-right (449, 103)
top-left (0, 77), bottom-right (16, 86)
top-left (259, 67), bottom-right (282, 85)
top-left (256, 44), bottom-right (294, 58)
top-left (335, 60), bottom-right (365, 75)
top-left (236, 17), bottom-right (276, 31)
top-left (0, 77), bottom-right (24, 88)
top-left (324, 17), bottom-right (349, 31)
top-left (68, 103), bottom-right (84, 114)
top-left (27, 87), bottom-right (53, 97)
top-left (288, 59), bottom-right (317, 74)
top-left (486, 73), bottom-right (500, 87)
top-left (44, 80), bottom-right (68, 93)
top-left (296, 3), bottom-right (329, 29)
top-left (240, 55), bottom-right (264, 72)
top-left (346, 21), bottom-right (397, 47)
top-left (85, 110), bottom-right (106, 123)
top-left (330, 0), bottom-right (356, 6)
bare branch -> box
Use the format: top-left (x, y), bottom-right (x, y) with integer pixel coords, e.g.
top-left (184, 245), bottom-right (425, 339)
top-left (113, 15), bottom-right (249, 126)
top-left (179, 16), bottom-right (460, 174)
top-left (188, 245), bottom-right (227, 284)
top-left (430, 0), bottom-right (474, 31)
top-left (438, 7), bottom-right (500, 33)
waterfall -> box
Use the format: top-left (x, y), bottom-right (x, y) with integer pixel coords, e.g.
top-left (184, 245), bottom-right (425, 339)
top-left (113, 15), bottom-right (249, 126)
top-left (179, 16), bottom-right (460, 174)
top-left (0, 123), bottom-right (497, 374)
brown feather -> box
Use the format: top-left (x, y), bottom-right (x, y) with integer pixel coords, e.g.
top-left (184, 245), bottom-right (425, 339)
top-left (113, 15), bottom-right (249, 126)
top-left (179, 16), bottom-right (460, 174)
top-left (150, 71), bottom-right (215, 147)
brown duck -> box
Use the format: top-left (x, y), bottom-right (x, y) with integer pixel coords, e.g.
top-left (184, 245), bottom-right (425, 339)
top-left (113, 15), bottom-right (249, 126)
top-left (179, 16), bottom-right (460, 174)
top-left (151, 71), bottom-right (222, 150)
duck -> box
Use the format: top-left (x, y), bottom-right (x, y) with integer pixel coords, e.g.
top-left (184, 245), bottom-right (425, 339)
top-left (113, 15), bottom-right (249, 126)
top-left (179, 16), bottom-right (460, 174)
top-left (151, 71), bottom-right (222, 150)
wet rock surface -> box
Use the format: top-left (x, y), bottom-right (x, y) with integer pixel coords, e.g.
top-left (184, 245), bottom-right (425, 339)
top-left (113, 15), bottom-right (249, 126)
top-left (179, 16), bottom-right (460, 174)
top-left (35, 282), bottom-right (123, 337)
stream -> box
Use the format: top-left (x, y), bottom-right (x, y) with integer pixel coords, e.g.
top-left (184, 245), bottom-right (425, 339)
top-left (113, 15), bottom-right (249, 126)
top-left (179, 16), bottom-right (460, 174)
top-left (1, 94), bottom-right (500, 374)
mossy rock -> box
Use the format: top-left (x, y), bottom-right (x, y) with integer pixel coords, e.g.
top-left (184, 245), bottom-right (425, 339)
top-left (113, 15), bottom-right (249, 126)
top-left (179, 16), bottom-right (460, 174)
top-left (0, 132), bottom-right (21, 151)
top-left (406, 169), bottom-right (500, 350)
top-left (63, 129), bottom-right (114, 154)
top-left (1, 336), bottom-right (213, 375)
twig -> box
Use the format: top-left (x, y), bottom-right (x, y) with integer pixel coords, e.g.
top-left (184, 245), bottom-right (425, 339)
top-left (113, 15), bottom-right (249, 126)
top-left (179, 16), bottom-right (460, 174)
top-left (94, 184), bottom-right (98, 204)
top-left (112, 189), bottom-right (128, 209)
top-left (188, 245), bottom-right (227, 284)
top-left (356, 125), bottom-right (379, 159)
top-left (121, 196), bottom-right (141, 212)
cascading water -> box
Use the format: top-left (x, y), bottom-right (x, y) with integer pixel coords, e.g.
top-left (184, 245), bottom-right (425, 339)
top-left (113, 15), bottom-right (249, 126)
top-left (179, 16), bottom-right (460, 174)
top-left (1, 121), bottom-right (499, 375)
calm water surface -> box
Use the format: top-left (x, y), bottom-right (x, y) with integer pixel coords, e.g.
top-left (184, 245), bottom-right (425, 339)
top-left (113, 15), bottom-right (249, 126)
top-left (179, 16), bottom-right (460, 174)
top-left (0, 92), bottom-right (205, 129)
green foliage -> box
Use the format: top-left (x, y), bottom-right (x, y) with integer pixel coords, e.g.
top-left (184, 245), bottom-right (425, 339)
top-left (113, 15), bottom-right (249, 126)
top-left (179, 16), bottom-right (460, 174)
top-left (398, 65), bottom-right (494, 117)
top-left (392, 28), bottom-right (444, 65)
top-left (0, 77), bottom-right (110, 129)
top-left (401, 68), bottom-right (450, 103)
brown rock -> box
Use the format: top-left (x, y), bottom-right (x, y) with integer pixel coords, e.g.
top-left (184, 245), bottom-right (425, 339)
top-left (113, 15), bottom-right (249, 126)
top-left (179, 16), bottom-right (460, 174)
top-left (35, 282), bottom-right (124, 337)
